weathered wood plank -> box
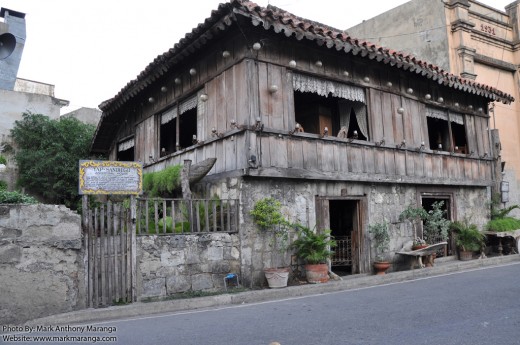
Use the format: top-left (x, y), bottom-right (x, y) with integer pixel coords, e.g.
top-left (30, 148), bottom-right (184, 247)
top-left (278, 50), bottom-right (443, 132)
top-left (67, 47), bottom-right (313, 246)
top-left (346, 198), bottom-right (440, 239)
top-left (268, 65), bottom-right (284, 129)
top-left (369, 89), bottom-right (384, 142)
top-left (339, 144), bottom-right (349, 173)
top-left (248, 166), bottom-right (491, 186)
top-left (374, 148), bottom-right (385, 174)
top-left (319, 141), bottom-right (335, 172)
top-left (414, 153), bottom-right (424, 177)
top-left (269, 135), bottom-right (288, 168)
top-left (432, 154), bottom-right (442, 178)
top-left (234, 62), bottom-right (249, 125)
top-left (349, 146), bottom-right (364, 173)
top-left (381, 92), bottom-right (395, 144)
top-left (257, 62), bottom-right (271, 126)
top-left (303, 140), bottom-right (318, 170)
top-left (405, 150), bottom-right (415, 176)
top-left (384, 150), bottom-right (396, 175)
top-left (224, 137), bottom-right (237, 171)
top-left (472, 159), bottom-right (479, 180)
top-left (224, 67), bottom-right (237, 130)
top-left (465, 115), bottom-right (477, 155)
top-left (395, 151), bottom-right (406, 176)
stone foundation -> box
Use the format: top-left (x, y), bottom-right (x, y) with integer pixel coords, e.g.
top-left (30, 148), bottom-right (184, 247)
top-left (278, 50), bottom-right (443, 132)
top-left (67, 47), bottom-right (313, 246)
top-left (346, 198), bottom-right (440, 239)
top-left (137, 232), bottom-right (241, 298)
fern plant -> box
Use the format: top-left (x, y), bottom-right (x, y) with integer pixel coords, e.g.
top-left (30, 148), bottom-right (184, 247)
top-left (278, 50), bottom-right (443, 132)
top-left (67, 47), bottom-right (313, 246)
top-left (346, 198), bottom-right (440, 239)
top-left (486, 195), bottom-right (520, 232)
top-left (290, 224), bottom-right (336, 264)
top-left (451, 220), bottom-right (485, 252)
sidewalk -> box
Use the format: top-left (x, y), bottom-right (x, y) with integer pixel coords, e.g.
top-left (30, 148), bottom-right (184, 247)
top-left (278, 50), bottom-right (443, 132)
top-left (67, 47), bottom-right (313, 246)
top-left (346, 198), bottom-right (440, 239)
top-left (26, 254), bottom-right (520, 327)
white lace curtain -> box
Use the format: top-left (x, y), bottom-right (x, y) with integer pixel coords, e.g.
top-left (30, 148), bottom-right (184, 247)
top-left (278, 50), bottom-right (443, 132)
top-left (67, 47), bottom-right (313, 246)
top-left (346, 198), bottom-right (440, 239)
top-left (292, 73), bottom-right (366, 103)
top-left (426, 107), bottom-right (464, 125)
top-left (337, 100), bottom-right (369, 138)
top-left (160, 94), bottom-right (199, 125)
top-left (118, 137), bottom-right (134, 152)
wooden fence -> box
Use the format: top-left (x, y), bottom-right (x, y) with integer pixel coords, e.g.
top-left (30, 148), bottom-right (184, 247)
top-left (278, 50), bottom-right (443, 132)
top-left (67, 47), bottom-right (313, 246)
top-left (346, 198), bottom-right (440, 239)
top-left (136, 198), bottom-right (239, 235)
top-left (84, 201), bottom-right (136, 308)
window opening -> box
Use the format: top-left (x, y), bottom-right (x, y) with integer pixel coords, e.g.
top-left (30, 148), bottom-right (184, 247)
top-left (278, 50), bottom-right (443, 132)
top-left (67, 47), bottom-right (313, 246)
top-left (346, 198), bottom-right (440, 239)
top-left (294, 91), bottom-right (368, 140)
top-left (160, 116), bottom-right (176, 157)
top-left (178, 107), bottom-right (197, 149)
top-left (159, 93), bottom-right (199, 155)
top-left (117, 138), bottom-right (134, 161)
top-left (426, 107), bottom-right (468, 153)
top-left (427, 117), bottom-right (450, 151)
top-left (451, 122), bottom-right (468, 154)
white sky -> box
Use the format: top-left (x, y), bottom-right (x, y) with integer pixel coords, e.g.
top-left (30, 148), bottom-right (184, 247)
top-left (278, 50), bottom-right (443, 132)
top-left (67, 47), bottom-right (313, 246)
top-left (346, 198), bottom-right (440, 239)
top-left (0, 0), bottom-right (512, 114)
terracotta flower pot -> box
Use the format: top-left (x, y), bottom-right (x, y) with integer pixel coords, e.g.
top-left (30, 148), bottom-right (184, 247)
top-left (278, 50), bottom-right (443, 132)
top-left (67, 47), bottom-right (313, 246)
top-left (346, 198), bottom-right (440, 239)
top-left (304, 263), bottom-right (329, 283)
top-left (412, 244), bottom-right (428, 250)
top-left (373, 261), bottom-right (391, 275)
top-left (459, 250), bottom-right (473, 261)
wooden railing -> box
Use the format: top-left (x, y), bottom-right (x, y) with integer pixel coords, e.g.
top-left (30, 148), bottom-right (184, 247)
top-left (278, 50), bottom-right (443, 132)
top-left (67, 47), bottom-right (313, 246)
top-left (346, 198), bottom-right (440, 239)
top-left (136, 198), bottom-right (239, 235)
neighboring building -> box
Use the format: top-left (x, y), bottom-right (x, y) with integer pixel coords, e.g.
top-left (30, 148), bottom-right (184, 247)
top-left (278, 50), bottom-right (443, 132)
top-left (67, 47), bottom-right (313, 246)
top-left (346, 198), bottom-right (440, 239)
top-left (0, 7), bottom-right (69, 189)
top-left (348, 0), bottom-right (520, 210)
top-left (61, 107), bottom-right (101, 127)
top-left (91, 0), bottom-right (512, 286)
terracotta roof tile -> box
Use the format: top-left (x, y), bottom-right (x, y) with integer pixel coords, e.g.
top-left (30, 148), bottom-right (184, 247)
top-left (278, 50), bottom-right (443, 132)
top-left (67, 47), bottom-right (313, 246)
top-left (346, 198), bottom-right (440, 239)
top-left (99, 0), bottom-right (513, 113)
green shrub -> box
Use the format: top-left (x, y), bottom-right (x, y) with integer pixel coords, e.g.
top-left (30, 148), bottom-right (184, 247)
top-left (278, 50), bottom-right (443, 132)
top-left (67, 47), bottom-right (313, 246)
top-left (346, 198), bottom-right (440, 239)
top-left (0, 155), bottom-right (6, 165)
top-left (0, 180), bottom-right (7, 191)
top-left (0, 190), bottom-right (38, 204)
top-left (485, 217), bottom-right (520, 232)
top-left (142, 165), bottom-right (182, 197)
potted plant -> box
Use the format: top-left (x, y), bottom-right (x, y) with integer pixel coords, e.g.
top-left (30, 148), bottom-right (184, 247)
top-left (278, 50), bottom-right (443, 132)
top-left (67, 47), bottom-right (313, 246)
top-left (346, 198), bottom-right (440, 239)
top-left (290, 224), bottom-right (336, 283)
top-left (412, 237), bottom-right (427, 250)
top-left (451, 220), bottom-right (485, 261)
top-left (369, 221), bottom-right (391, 275)
top-left (251, 197), bottom-right (291, 288)
top-left (399, 205), bottom-right (428, 241)
top-left (423, 201), bottom-right (451, 244)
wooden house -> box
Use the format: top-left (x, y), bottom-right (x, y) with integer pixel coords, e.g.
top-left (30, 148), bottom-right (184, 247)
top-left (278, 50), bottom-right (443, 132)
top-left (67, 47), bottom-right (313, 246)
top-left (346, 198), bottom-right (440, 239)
top-left (91, 0), bottom-right (514, 285)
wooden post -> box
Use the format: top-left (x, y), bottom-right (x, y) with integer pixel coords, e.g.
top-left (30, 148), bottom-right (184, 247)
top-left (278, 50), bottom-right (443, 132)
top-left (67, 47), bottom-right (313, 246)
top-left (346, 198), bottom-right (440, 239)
top-left (130, 195), bottom-right (137, 302)
top-left (181, 159), bottom-right (192, 200)
top-left (181, 160), bottom-right (193, 232)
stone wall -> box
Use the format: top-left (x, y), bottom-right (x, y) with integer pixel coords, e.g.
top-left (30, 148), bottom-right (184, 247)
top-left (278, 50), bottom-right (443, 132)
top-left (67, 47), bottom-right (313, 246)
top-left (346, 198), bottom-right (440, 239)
top-left (0, 204), bottom-right (85, 325)
top-left (137, 233), bottom-right (241, 298)
top-left (199, 176), bottom-right (491, 286)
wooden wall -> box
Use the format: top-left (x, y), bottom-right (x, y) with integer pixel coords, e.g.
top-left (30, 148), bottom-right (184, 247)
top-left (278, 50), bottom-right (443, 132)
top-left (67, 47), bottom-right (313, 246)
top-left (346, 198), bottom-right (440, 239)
top-left (114, 27), bottom-right (496, 188)
top-left (252, 132), bottom-right (493, 186)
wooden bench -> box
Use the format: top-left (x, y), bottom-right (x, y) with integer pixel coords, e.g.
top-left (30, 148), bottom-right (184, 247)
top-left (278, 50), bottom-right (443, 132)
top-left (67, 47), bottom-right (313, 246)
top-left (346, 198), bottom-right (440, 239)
top-left (396, 242), bottom-right (448, 269)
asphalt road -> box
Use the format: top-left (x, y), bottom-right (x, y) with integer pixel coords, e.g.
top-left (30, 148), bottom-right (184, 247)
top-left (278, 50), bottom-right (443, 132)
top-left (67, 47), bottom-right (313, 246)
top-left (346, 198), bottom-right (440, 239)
top-left (4, 263), bottom-right (520, 345)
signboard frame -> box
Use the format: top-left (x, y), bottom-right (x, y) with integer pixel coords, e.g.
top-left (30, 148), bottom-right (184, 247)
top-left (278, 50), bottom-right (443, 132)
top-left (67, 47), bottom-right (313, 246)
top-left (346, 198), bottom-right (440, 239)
top-left (79, 160), bottom-right (143, 195)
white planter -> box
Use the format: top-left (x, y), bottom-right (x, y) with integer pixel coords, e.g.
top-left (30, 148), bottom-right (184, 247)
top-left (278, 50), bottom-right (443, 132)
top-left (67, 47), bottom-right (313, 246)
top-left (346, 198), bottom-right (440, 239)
top-left (264, 267), bottom-right (290, 288)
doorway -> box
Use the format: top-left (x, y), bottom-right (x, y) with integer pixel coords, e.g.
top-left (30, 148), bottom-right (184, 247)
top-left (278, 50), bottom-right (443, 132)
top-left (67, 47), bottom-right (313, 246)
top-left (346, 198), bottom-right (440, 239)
top-left (421, 196), bottom-right (453, 256)
top-left (329, 200), bottom-right (361, 275)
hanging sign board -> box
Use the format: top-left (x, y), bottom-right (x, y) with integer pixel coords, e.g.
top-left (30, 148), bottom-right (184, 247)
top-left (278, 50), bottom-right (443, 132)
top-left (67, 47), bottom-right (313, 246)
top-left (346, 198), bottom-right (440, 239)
top-left (79, 160), bottom-right (142, 195)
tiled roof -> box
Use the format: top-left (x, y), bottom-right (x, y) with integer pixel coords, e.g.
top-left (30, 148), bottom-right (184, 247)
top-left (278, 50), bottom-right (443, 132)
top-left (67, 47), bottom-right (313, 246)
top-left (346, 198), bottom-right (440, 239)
top-left (99, 0), bottom-right (514, 113)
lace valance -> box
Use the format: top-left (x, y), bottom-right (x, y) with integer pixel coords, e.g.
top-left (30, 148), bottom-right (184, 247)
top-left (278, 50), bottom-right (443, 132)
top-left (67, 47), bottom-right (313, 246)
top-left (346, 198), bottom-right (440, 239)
top-left (160, 106), bottom-right (177, 125)
top-left (179, 95), bottom-right (198, 114)
top-left (292, 73), bottom-right (366, 104)
top-left (450, 112), bottom-right (464, 126)
top-left (118, 137), bottom-right (134, 152)
top-left (426, 107), bottom-right (464, 125)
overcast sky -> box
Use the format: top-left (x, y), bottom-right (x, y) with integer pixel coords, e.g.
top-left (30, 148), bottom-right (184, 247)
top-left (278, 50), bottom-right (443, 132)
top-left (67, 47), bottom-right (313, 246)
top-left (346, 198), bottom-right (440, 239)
top-left (0, 0), bottom-right (512, 114)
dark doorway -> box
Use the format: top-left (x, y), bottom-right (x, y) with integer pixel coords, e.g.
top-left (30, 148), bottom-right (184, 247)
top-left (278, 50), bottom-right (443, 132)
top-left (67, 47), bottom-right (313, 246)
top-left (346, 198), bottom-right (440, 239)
top-left (421, 197), bottom-right (453, 256)
top-left (329, 200), bottom-right (360, 275)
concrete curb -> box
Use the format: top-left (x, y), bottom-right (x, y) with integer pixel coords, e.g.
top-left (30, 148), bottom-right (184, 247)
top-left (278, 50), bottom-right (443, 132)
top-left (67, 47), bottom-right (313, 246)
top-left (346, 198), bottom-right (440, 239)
top-left (26, 254), bottom-right (520, 326)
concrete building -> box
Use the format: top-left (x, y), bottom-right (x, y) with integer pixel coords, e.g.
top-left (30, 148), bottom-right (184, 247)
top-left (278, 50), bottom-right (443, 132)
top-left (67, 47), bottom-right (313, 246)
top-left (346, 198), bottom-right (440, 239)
top-left (61, 107), bottom-right (101, 127)
top-left (0, 7), bottom-right (69, 189)
top-left (348, 0), bottom-right (520, 210)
